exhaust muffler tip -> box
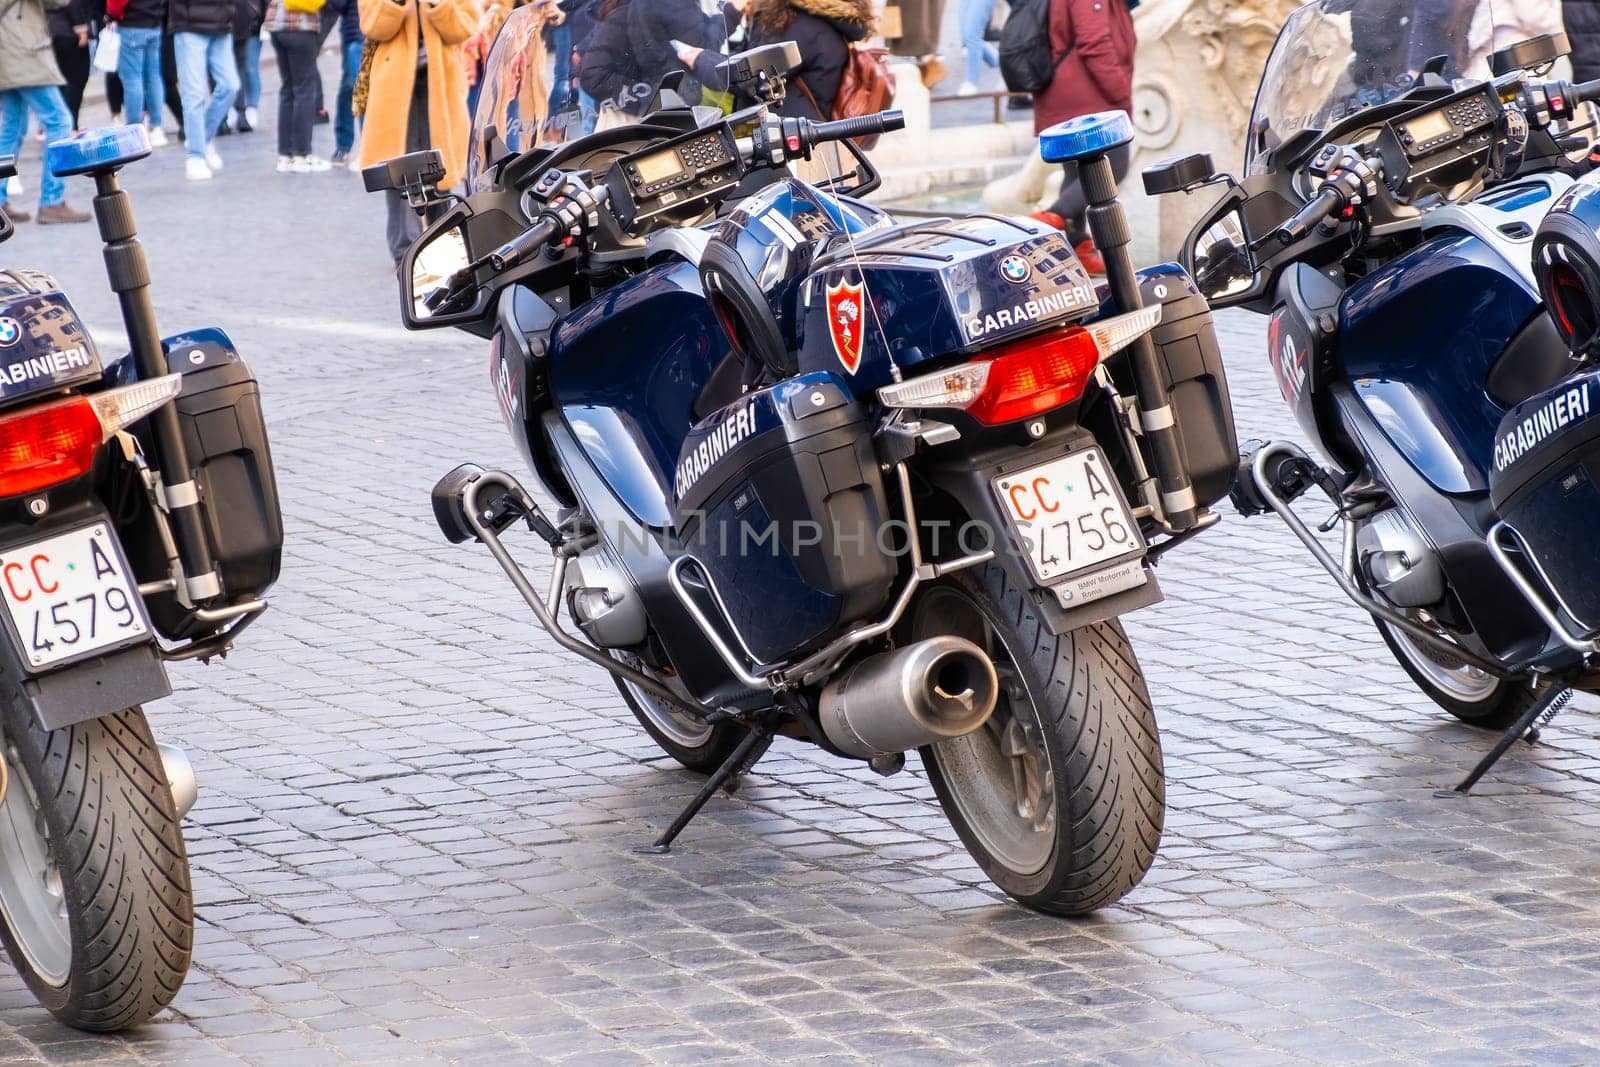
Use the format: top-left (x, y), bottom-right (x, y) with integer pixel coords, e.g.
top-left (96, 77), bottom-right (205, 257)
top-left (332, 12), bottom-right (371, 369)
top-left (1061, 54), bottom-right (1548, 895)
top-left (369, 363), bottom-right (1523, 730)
top-left (157, 742), bottom-right (197, 820)
top-left (819, 635), bottom-right (999, 759)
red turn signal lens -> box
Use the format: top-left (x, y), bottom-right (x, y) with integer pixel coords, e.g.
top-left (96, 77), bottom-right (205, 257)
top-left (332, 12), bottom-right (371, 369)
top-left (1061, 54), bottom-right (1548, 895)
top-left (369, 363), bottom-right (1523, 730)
top-left (965, 326), bottom-right (1104, 425)
top-left (0, 396), bottom-right (103, 498)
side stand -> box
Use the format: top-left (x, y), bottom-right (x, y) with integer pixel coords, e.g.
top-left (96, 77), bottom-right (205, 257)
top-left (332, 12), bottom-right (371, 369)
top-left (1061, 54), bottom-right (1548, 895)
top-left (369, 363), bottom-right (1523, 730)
top-left (1438, 685), bottom-right (1571, 797)
top-left (638, 718), bottom-right (775, 854)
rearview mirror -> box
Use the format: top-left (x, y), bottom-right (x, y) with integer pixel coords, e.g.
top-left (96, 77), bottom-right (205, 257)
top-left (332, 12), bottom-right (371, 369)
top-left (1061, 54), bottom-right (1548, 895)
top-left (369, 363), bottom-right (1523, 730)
top-left (1191, 209), bottom-right (1255, 302)
top-left (410, 224), bottom-right (472, 322)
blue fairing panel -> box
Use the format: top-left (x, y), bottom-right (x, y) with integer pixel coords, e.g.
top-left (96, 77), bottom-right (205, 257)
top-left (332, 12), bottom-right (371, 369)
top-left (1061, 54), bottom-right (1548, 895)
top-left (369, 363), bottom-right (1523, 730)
top-left (549, 260), bottom-right (729, 527)
top-left (1341, 234), bottom-right (1538, 494)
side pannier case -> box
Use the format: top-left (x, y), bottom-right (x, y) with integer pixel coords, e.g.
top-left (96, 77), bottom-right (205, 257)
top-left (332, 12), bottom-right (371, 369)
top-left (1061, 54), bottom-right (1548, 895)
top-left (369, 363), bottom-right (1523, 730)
top-left (673, 372), bottom-right (895, 665)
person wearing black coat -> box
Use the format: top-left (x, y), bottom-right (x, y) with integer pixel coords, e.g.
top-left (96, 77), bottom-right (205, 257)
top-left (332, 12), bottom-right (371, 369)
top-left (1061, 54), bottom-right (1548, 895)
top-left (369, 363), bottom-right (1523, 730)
top-left (1565, 0), bottom-right (1600, 83)
top-left (627, 0), bottom-right (737, 106)
top-left (744, 0), bottom-right (869, 119)
top-left (47, 0), bottom-right (92, 128)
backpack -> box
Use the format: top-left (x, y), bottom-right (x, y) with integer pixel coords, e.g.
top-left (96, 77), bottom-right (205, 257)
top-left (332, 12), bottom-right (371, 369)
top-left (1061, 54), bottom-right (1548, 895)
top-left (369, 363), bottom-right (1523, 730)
top-left (998, 0), bottom-right (1056, 94)
top-left (832, 46), bottom-right (895, 149)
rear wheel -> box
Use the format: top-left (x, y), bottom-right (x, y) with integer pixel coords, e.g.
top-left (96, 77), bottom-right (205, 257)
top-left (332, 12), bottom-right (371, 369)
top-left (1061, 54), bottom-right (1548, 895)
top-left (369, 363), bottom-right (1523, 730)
top-left (1372, 618), bottom-right (1537, 730)
top-left (0, 703), bottom-right (192, 1030)
top-left (913, 564), bottom-right (1164, 915)
top-left (612, 658), bottom-right (748, 774)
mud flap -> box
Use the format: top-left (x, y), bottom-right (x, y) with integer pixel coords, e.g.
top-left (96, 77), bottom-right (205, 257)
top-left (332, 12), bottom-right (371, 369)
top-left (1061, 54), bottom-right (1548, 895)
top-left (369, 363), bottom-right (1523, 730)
top-left (12, 644), bottom-right (171, 731)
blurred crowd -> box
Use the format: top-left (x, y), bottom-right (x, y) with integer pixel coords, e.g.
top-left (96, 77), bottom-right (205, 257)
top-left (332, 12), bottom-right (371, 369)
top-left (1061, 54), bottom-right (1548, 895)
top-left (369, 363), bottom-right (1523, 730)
top-left (6, 0), bottom-right (1596, 264)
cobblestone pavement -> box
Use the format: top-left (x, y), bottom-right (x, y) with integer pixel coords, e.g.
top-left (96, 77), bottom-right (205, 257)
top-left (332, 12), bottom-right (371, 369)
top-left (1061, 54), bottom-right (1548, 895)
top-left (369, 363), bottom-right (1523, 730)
top-left (5, 86), bottom-right (1600, 1067)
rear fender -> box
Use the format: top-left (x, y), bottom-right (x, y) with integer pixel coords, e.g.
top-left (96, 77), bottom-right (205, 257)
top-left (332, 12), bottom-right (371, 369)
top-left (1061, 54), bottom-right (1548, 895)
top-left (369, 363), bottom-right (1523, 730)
top-left (914, 427), bottom-right (1162, 637)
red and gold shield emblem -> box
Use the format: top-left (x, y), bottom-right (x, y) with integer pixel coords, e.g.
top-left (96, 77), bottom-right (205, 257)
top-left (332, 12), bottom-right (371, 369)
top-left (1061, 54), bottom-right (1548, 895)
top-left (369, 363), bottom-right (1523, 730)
top-left (826, 278), bottom-right (866, 374)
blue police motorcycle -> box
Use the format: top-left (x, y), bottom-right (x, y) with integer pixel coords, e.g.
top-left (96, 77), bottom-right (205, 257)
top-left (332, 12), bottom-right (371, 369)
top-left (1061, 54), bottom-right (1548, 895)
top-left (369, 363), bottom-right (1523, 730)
top-left (1162, 1), bottom-right (1600, 790)
top-left (382, 16), bottom-right (1238, 912)
top-left (0, 131), bottom-right (282, 1026)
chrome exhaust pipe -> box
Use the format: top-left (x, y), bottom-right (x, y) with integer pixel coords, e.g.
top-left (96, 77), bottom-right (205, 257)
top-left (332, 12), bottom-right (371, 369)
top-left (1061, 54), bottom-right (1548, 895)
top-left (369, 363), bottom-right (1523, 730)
top-left (818, 636), bottom-right (999, 758)
top-left (157, 743), bottom-right (197, 819)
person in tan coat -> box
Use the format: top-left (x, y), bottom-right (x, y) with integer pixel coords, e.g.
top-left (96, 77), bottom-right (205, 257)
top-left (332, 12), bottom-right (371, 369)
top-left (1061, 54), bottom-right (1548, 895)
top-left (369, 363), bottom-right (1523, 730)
top-left (358, 0), bottom-right (479, 263)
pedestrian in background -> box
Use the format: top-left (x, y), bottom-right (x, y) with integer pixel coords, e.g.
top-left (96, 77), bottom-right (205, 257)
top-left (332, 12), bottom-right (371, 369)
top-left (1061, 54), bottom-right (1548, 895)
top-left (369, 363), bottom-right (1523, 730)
top-left (170, 0), bottom-right (241, 180)
top-left (268, 0), bottom-right (326, 170)
top-left (0, 0), bottom-right (91, 222)
top-left (1565, 0), bottom-right (1600, 82)
top-left (112, 0), bottom-right (170, 142)
top-left (228, 0), bottom-right (263, 131)
top-left (884, 0), bottom-right (944, 89)
top-left (323, 0), bottom-right (362, 164)
top-left (357, 0), bottom-right (479, 264)
top-left (955, 0), bottom-right (994, 95)
top-left (1028, 0), bottom-right (1134, 275)
top-left (46, 0), bottom-right (91, 128)
top-left (742, 0), bottom-right (865, 119)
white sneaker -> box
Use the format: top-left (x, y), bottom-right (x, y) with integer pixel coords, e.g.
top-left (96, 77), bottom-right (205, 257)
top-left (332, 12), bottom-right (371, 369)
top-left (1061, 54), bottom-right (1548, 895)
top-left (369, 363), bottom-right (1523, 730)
top-left (301, 155), bottom-right (332, 172)
top-left (146, 125), bottom-right (169, 148)
top-left (957, 81), bottom-right (978, 97)
top-left (276, 155), bottom-right (295, 173)
top-left (185, 156), bottom-right (213, 181)
top-left (347, 152), bottom-right (361, 173)
top-left (288, 156), bottom-right (312, 173)
top-left (203, 144), bottom-right (223, 171)
top-left (244, 106), bottom-right (259, 128)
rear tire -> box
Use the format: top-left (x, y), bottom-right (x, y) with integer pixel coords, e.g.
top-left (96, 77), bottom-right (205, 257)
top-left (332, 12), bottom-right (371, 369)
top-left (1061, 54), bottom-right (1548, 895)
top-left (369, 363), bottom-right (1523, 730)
top-left (1371, 618), bottom-right (1536, 731)
top-left (914, 564), bottom-right (1164, 915)
top-left (613, 668), bottom-right (748, 775)
top-left (0, 703), bottom-right (193, 1030)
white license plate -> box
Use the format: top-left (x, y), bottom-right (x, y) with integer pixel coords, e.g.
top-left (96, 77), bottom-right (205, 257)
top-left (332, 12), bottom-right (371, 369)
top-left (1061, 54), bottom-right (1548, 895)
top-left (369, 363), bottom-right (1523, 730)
top-left (0, 524), bottom-right (149, 670)
top-left (993, 448), bottom-right (1146, 587)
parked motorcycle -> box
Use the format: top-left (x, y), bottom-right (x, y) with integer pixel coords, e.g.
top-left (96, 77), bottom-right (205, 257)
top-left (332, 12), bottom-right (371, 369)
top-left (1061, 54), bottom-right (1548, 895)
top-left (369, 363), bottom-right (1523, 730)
top-left (0, 129), bottom-right (282, 1027)
top-left (379, 20), bottom-right (1238, 912)
top-left (1158, 1), bottom-right (1600, 790)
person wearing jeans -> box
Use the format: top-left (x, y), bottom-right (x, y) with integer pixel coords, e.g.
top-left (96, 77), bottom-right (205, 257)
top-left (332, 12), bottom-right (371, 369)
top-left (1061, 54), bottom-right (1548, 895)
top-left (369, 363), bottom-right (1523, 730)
top-left (231, 0), bottom-right (264, 130)
top-left (169, 0), bottom-right (240, 179)
top-left (956, 0), bottom-right (995, 94)
top-left (115, 0), bottom-right (168, 141)
top-left (267, 0), bottom-right (326, 170)
top-left (0, 0), bottom-right (90, 223)
top-left (323, 0), bottom-right (362, 162)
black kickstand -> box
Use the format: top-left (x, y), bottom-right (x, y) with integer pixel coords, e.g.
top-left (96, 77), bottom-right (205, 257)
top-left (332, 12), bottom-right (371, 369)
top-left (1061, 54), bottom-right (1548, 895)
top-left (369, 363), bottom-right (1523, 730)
top-left (637, 717), bottom-right (775, 854)
top-left (1437, 685), bottom-right (1572, 797)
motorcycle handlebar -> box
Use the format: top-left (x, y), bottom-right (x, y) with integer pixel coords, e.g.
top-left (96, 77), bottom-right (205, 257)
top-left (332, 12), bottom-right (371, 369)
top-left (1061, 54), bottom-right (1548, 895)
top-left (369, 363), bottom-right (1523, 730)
top-left (806, 110), bottom-right (906, 148)
top-left (488, 215), bottom-right (564, 272)
top-left (1260, 184), bottom-right (1347, 250)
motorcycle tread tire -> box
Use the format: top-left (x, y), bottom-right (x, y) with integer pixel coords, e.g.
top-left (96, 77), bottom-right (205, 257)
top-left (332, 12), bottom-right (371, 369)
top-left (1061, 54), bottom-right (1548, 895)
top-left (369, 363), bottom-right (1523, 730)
top-left (613, 676), bottom-right (750, 775)
top-left (1369, 619), bottom-right (1534, 731)
top-left (924, 563), bottom-right (1164, 916)
top-left (0, 703), bottom-right (193, 1031)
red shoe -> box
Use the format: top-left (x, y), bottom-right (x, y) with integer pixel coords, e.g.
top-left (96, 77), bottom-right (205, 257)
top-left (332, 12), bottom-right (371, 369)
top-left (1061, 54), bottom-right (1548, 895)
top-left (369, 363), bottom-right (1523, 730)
top-left (1074, 239), bottom-right (1106, 276)
top-left (1028, 210), bottom-right (1066, 230)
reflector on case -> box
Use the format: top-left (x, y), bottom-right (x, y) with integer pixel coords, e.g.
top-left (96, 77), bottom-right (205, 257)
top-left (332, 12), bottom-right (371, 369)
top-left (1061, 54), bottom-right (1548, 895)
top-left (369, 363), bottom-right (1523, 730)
top-left (45, 125), bottom-right (152, 178)
top-left (1038, 111), bottom-right (1135, 164)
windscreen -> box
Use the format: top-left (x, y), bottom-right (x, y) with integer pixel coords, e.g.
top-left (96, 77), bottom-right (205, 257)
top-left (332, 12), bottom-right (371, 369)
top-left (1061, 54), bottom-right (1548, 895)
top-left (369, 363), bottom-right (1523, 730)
top-left (467, 1), bottom-right (734, 190)
top-left (1244, 0), bottom-right (1508, 174)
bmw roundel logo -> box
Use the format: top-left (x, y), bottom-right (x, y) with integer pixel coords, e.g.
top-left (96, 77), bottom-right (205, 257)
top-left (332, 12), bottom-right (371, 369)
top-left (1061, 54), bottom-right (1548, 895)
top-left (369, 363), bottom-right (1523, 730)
top-left (0, 317), bottom-right (20, 347)
top-left (1000, 255), bottom-right (1032, 284)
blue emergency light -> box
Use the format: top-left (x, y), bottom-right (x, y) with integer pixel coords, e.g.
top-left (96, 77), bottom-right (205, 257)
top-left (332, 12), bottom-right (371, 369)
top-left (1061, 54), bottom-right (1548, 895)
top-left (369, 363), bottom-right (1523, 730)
top-left (46, 125), bottom-right (152, 178)
top-left (1039, 111), bottom-right (1135, 164)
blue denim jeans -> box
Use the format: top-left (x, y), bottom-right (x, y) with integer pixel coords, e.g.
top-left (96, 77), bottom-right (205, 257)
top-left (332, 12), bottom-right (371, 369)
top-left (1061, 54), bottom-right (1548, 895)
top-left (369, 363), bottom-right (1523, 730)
top-left (235, 34), bottom-right (262, 112)
top-left (173, 31), bottom-right (239, 159)
top-left (336, 39), bottom-right (361, 152)
top-left (958, 0), bottom-right (997, 86)
top-left (117, 26), bottom-right (165, 126)
top-left (0, 86), bottom-right (74, 207)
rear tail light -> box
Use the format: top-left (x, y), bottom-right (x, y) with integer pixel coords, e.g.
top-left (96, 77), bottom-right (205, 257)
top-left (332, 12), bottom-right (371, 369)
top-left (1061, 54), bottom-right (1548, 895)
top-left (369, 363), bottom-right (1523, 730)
top-left (0, 374), bottom-right (183, 498)
top-left (878, 305), bottom-right (1162, 425)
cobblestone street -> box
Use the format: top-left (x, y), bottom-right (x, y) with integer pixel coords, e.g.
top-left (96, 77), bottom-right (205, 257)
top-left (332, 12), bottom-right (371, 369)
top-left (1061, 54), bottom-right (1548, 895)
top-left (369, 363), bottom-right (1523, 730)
top-left (5, 92), bottom-right (1600, 1067)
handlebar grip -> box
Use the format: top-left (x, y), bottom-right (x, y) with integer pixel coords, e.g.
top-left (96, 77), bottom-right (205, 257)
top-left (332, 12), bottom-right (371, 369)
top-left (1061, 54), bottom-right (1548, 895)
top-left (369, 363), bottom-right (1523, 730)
top-left (488, 216), bottom-right (563, 272)
top-left (1566, 78), bottom-right (1600, 109)
top-left (809, 110), bottom-right (906, 145)
top-left (1268, 185), bottom-right (1346, 249)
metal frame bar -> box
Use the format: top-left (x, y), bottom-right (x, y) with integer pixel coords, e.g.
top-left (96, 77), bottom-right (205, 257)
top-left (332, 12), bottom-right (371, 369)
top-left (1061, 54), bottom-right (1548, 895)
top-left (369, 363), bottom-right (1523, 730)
top-left (1249, 442), bottom-right (1510, 678)
top-left (1487, 521), bottom-right (1600, 655)
top-left (462, 471), bottom-right (724, 720)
